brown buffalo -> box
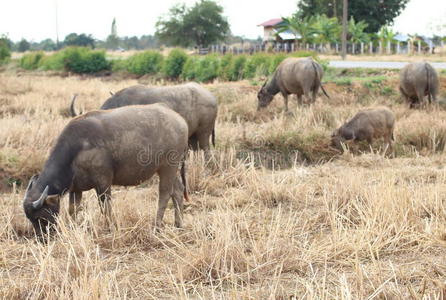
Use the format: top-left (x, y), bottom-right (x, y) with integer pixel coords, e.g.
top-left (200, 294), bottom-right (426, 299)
top-left (24, 103), bottom-right (189, 237)
top-left (257, 57), bottom-right (329, 111)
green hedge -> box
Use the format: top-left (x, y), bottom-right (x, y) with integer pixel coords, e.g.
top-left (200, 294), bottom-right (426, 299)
top-left (163, 48), bottom-right (188, 79)
top-left (61, 47), bottom-right (110, 74)
top-left (126, 51), bottom-right (163, 75)
top-left (19, 51), bottom-right (45, 70)
top-left (14, 48), bottom-right (317, 80)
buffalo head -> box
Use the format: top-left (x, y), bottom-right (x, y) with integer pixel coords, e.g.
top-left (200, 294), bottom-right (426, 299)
top-left (23, 175), bottom-right (60, 237)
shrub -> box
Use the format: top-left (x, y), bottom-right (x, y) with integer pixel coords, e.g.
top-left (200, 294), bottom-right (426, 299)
top-left (19, 52), bottom-right (45, 70)
top-left (181, 56), bottom-right (199, 81)
top-left (218, 54), bottom-right (233, 81)
top-left (111, 59), bottom-right (128, 72)
top-left (58, 47), bottom-right (110, 74)
top-left (39, 51), bottom-right (64, 71)
top-left (269, 53), bottom-right (287, 74)
top-left (243, 54), bottom-right (271, 78)
top-left (0, 40), bottom-right (10, 64)
top-left (228, 55), bottom-right (247, 81)
top-left (195, 55), bottom-right (220, 82)
top-left (126, 51), bottom-right (163, 75)
top-left (163, 48), bottom-right (188, 79)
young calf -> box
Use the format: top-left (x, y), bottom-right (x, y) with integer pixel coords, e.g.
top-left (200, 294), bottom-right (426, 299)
top-left (331, 107), bottom-right (395, 153)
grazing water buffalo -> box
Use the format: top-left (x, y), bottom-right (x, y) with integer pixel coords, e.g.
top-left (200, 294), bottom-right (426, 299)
top-left (331, 107), bottom-right (395, 153)
top-left (23, 103), bottom-right (189, 236)
top-left (399, 62), bottom-right (439, 108)
top-left (71, 83), bottom-right (218, 151)
top-left (257, 57), bottom-right (330, 111)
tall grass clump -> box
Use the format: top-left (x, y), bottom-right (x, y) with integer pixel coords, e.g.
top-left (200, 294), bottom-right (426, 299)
top-left (0, 39), bottom-right (10, 64)
top-left (218, 53), bottom-right (233, 81)
top-left (126, 50), bottom-right (163, 75)
top-left (228, 55), bottom-right (247, 81)
top-left (39, 51), bottom-right (65, 71)
top-left (181, 55), bottom-right (220, 82)
top-left (61, 47), bottom-right (110, 74)
top-left (269, 53), bottom-right (287, 74)
top-left (162, 48), bottom-right (188, 80)
top-left (19, 51), bottom-right (45, 70)
top-left (181, 56), bottom-right (199, 81)
top-left (243, 53), bottom-right (271, 78)
top-left (195, 54), bottom-right (220, 82)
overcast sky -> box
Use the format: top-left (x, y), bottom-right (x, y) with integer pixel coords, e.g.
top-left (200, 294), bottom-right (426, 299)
top-left (1, 0), bottom-right (445, 42)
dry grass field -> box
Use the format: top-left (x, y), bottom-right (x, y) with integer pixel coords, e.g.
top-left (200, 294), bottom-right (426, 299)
top-left (1, 69), bottom-right (446, 299)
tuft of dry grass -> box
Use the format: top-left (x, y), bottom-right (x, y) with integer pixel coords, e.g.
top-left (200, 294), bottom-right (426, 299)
top-left (1, 72), bottom-right (446, 298)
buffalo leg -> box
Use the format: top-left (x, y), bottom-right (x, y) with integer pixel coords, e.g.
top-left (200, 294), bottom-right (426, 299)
top-left (156, 167), bottom-right (176, 229)
top-left (304, 91), bottom-right (313, 104)
top-left (282, 93), bottom-right (289, 111)
top-left (296, 94), bottom-right (303, 105)
top-left (197, 132), bottom-right (211, 152)
top-left (96, 187), bottom-right (114, 226)
top-left (171, 177), bottom-right (185, 228)
top-left (188, 134), bottom-right (199, 151)
top-left (68, 191), bottom-right (83, 220)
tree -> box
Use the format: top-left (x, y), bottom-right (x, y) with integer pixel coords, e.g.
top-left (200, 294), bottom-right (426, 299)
top-left (297, 0), bottom-right (409, 33)
top-left (348, 17), bottom-right (369, 44)
top-left (0, 35), bottom-right (11, 64)
top-left (156, 0), bottom-right (230, 47)
top-left (277, 14), bottom-right (316, 46)
top-left (17, 39), bottom-right (30, 52)
top-left (63, 33), bottom-right (95, 48)
top-left (313, 14), bottom-right (341, 44)
top-left (105, 18), bottom-right (120, 50)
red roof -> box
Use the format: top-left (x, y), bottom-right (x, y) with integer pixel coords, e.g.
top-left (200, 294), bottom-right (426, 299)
top-left (258, 18), bottom-right (283, 27)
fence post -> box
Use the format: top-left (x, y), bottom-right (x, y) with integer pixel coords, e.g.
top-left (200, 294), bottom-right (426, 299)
top-left (429, 41), bottom-right (433, 54)
top-left (291, 43), bottom-right (295, 52)
top-left (387, 41), bottom-right (391, 54)
top-left (360, 42), bottom-right (364, 54)
top-left (396, 42), bottom-right (400, 54)
top-left (335, 43), bottom-right (339, 53)
top-left (306, 44), bottom-right (309, 50)
top-left (417, 41), bottom-right (421, 54)
top-left (352, 43), bottom-right (355, 54)
top-left (378, 41), bottom-right (382, 54)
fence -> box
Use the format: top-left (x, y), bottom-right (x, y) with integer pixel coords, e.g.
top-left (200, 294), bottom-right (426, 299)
top-left (198, 40), bottom-right (445, 56)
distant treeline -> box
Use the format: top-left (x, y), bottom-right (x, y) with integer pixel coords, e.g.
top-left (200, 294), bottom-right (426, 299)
top-left (2, 33), bottom-right (261, 53)
top-left (17, 47), bottom-right (321, 82)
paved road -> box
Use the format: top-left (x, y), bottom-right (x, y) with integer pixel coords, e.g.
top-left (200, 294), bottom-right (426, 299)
top-left (329, 60), bottom-right (446, 69)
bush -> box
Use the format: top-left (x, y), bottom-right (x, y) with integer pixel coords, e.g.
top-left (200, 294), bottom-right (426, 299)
top-left (39, 51), bottom-right (64, 71)
top-left (163, 48), bottom-right (188, 79)
top-left (244, 54), bottom-right (271, 78)
top-left (218, 54), bottom-right (233, 81)
top-left (111, 59), bottom-right (128, 72)
top-left (228, 55), bottom-right (247, 81)
top-left (195, 55), bottom-right (219, 82)
top-left (61, 47), bottom-right (110, 74)
top-left (0, 40), bottom-right (10, 64)
top-left (19, 52), bottom-right (45, 70)
top-left (269, 53), bottom-right (287, 74)
top-left (181, 56), bottom-right (199, 81)
top-left (127, 51), bottom-right (163, 75)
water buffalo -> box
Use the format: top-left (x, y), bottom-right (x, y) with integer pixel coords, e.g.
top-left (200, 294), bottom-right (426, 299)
top-left (331, 107), bottom-right (395, 153)
top-left (399, 62), bottom-right (439, 108)
top-left (71, 83), bottom-right (218, 151)
top-left (23, 103), bottom-right (189, 237)
top-left (257, 57), bottom-right (329, 111)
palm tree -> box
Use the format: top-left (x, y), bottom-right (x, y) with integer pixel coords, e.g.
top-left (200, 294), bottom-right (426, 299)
top-left (312, 14), bottom-right (341, 51)
top-left (348, 17), bottom-right (369, 44)
top-left (378, 26), bottom-right (396, 54)
top-left (277, 15), bottom-right (316, 48)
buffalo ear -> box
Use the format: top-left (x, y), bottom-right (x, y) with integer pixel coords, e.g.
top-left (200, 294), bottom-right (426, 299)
top-left (45, 194), bottom-right (60, 206)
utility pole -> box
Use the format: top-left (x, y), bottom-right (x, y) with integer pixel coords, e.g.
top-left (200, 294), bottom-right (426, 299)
top-left (55, 0), bottom-right (60, 49)
top-left (341, 0), bottom-right (348, 60)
